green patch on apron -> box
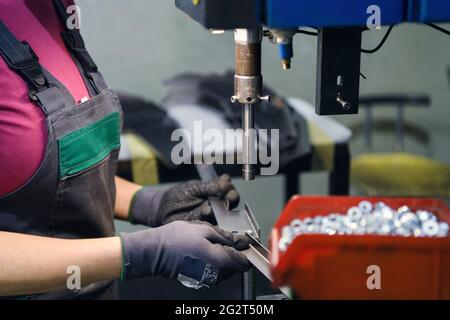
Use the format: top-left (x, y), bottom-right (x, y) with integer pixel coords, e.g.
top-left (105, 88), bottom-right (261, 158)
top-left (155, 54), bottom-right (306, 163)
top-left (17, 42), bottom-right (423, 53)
top-left (58, 112), bottom-right (121, 178)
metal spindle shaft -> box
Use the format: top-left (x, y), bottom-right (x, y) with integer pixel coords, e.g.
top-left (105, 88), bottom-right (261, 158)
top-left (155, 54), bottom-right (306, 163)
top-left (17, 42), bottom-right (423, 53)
top-left (243, 103), bottom-right (255, 180)
top-left (233, 28), bottom-right (262, 181)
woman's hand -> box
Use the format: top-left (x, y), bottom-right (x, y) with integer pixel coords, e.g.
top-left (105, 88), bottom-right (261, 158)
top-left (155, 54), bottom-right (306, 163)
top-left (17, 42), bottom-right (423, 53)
top-left (129, 175), bottom-right (240, 227)
top-left (120, 221), bottom-right (251, 286)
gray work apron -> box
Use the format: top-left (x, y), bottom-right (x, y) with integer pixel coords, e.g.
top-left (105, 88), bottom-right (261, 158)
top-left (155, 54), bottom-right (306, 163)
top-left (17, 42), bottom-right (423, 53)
top-left (0, 1), bottom-right (122, 300)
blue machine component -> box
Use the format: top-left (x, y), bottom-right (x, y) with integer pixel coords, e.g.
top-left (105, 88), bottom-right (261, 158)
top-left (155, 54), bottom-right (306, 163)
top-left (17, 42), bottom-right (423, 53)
top-left (408, 0), bottom-right (450, 23)
top-left (174, 0), bottom-right (450, 30)
top-left (278, 41), bottom-right (294, 69)
top-left (271, 29), bottom-right (297, 69)
top-left (279, 42), bottom-right (293, 61)
top-left (174, 0), bottom-right (450, 117)
top-left (264, 0), bottom-right (406, 28)
top-left (263, 0), bottom-right (450, 28)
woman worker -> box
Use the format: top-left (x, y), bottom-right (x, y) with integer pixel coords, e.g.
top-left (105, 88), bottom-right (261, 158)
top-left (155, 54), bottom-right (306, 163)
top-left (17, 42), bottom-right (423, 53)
top-left (0, 0), bottom-right (250, 299)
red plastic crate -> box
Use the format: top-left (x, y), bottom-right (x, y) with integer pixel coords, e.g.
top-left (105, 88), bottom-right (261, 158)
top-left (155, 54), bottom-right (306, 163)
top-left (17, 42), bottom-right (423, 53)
top-left (270, 196), bottom-right (450, 300)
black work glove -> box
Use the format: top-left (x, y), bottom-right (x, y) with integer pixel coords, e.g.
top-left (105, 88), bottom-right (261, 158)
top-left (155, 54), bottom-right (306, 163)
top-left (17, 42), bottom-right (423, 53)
top-left (129, 175), bottom-right (240, 227)
top-left (120, 221), bottom-right (251, 288)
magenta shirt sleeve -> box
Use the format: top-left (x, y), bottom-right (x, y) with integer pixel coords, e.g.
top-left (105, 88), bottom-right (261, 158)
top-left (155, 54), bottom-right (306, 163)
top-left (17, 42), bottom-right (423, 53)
top-left (0, 0), bottom-right (91, 196)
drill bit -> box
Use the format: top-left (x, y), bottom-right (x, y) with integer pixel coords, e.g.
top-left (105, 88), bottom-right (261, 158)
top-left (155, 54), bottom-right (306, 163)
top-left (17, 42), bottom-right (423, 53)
top-left (242, 103), bottom-right (255, 180)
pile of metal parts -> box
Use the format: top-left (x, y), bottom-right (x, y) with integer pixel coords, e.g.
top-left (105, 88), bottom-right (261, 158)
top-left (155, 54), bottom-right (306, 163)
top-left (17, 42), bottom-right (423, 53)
top-left (279, 201), bottom-right (450, 252)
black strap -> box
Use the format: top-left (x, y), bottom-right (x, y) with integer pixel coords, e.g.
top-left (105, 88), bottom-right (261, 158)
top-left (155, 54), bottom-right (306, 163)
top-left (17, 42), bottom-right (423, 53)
top-left (53, 0), bottom-right (104, 94)
top-left (0, 21), bottom-right (49, 92)
top-left (0, 20), bottom-right (69, 115)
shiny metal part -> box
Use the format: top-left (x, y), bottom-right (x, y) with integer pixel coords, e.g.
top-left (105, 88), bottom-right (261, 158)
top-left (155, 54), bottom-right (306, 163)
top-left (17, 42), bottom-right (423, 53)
top-left (347, 206), bottom-right (363, 221)
top-left (278, 236), bottom-right (290, 252)
top-left (359, 200), bottom-right (373, 213)
top-left (278, 201), bottom-right (449, 252)
top-left (438, 222), bottom-right (450, 237)
top-left (422, 220), bottom-right (440, 237)
top-left (235, 28), bottom-right (263, 45)
top-left (417, 210), bottom-right (437, 222)
top-left (290, 219), bottom-right (303, 235)
top-left (397, 205), bottom-right (411, 215)
top-left (242, 103), bottom-right (256, 180)
top-left (233, 75), bottom-right (262, 104)
top-left (336, 96), bottom-right (351, 110)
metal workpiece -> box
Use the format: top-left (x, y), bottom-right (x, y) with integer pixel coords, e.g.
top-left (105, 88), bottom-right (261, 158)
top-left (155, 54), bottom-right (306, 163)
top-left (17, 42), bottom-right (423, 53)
top-left (195, 164), bottom-right (289, 298)
top-left (196, 163), bottom-right (261, 236)
top-left (277, 201), bottom-right (450, 253)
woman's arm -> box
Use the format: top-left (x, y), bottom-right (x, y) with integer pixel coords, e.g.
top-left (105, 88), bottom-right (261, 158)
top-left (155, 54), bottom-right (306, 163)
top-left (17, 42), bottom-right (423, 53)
top-left (114, 176), bottom-right (142, 221)
top-left (0, 232), bottom-right (122, 296)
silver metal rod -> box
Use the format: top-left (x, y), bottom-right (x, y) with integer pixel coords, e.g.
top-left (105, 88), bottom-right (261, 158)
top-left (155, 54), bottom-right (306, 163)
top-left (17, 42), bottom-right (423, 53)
top-left (242, 270), bottom-right (255, 300)
top-left (243, 103), bottom-right (255, 180)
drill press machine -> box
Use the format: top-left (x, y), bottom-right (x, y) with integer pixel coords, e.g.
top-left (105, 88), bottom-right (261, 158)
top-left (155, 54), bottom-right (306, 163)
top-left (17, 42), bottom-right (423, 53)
top-left (175, 0), bottom-right (450, 181)
top-left (175, 0), bottom-right (450, 298)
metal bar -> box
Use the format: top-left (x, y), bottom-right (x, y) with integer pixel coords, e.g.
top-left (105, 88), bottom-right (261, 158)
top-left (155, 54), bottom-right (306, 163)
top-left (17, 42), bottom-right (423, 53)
top-left (244, 230), bottom-right (272, 281)
top-left (197, 164), bottom-right (258, 235)
top-left (244, 203), bottom-right (260, 237)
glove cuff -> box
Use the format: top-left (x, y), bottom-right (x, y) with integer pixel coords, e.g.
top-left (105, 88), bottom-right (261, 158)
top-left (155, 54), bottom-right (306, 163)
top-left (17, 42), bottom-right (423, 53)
top-left (128, 187), bottom-right (165, 227)
top-left (118, 234), bottom-right (128, 281)
top-left (119, 231), bottom-right (158, 281)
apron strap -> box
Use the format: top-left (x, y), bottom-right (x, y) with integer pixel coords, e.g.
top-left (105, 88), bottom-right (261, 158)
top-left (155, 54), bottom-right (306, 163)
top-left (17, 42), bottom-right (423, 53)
top-left (0, 20), bottom-right (67, 116)
top-left (53, 0), bottom-right (107, 95)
